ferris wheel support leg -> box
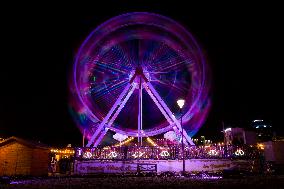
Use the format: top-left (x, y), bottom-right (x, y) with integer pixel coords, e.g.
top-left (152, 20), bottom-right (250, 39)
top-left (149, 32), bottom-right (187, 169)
top-left (144, 84), bottom-right (188, 145)
top-left (138, 78), bottom-right (143, 146)
top-left (107, 83), bottom-right (137, 126)
top-left (89, 83), bottom-right (137, 147)
top-left (143, 84), bottom-right (174, 126)
top-left (144, 83), bottom-right (190, 145)
top-left (172, 126), bottom-right (183, 141)
top-left (93, 128), bottom-right (108, 147)
top-left (146, 83), bottom-right (195, 146)
top-left (86, 83), bottom-right (133, 147)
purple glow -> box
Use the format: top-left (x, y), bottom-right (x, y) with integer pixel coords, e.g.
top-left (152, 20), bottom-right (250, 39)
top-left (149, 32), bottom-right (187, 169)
top-left (69, 12), bottom-right (211, 141)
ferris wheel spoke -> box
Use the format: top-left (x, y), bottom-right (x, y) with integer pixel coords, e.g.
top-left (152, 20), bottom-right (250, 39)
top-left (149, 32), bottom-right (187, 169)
top-left (142, 41), bottom-right (163, 65)
top-left (89, 73), bottom-right (129, 88)
top-left (89, 79), bottom-right (128, 98)
top-left (152, 53), bottom-right (178, 67)
top-left (116, 46), bottom-right (133, 68)
top-left (158, 58), bottom-right (193, 72)
top-left (95, 61), bottom-right (128, 74)
top-left (107, 46), bottom-right (133, 69)
top-left (148, 45), bottom-right (179, 68)
top-left (147, 71), bottom-right (169, 74)
top-left (149, 43), bottom-right (170, 62)
top-left (145, 82), bottom-right (194, 145)
top-left (151, 79), bottom-right (186, 94)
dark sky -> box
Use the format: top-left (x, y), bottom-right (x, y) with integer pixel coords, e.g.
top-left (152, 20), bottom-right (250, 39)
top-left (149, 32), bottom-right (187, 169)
top-left (0, 1), bottom-right (283, 147)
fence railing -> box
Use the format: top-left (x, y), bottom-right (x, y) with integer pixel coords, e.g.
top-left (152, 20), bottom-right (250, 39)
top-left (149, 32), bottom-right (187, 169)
top-left (74, 145), bottom-right (260, 160)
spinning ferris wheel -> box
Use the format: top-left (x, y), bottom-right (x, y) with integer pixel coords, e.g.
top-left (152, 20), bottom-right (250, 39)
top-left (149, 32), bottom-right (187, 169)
top-left (69, 12), bottom-right (211, 147)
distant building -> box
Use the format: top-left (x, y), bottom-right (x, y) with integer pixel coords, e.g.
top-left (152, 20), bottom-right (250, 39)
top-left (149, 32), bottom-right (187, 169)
top-left (224, 127), bottom-right (256, 145)
top-left (0, 136), bottom-right (50, 176)
top-left (252, 120), bottom-right (273, 142)
top-left (244, 130), bottom-right (257, 145)
top-left (263, 141), bottom-right (284, 164)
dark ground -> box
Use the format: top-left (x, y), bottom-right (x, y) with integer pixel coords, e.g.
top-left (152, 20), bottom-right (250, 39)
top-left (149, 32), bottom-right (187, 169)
top-left (1, 175), bottom-right (284, 189)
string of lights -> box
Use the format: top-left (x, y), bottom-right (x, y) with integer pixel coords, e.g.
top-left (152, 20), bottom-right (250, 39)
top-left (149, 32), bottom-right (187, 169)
top-left (113, 137), bottom-right (134, 147)
top-left (146, 137), bottom-right (158, 147)
top-left (50, 149), bottom-right (75, 154)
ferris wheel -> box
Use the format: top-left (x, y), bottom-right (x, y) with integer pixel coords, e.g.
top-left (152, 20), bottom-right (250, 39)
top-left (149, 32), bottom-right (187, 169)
top-left (70, 12), bottom-right (211, 147)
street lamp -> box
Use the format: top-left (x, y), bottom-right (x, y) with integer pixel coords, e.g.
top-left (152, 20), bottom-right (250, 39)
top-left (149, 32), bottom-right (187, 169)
top-left (177, 99), bottom-right (185, 175)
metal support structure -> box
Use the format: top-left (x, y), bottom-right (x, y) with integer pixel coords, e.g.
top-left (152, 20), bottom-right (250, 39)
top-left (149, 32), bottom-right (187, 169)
top-left (143, 83), bottom-right (181, 136)
top-left (143, 84), bottom-right (174, 125)
top-left (138, 77), bottom-right (143, 146)
top-left (87, 67), bottom-right (194, 147)
top-left (92, 83), bottom-right (136, 147)
top-left (108, 84), bottom-right (137, 126)
top-left (93, 127), bottom-right (108, 147)
top-left (146, 82), bottom-right (194, 145)
top-left (87, 83), bottom-right (135, 147)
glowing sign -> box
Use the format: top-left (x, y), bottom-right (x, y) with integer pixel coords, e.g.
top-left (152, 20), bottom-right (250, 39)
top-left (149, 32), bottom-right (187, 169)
top-left (77, 149), bottom-right (82, 156)
top-left (234, 149), bottom-right (244, 156)
top-left (160, 150), bottom-right (170, 157)
top-left (132, 151), bottom-right (145, 158)
top-left (109, 151), bottom-right (118, 158)
top-left (83, 151), bottom-right (92, 158)
top-left (208, 149), bottom-right (218, 156)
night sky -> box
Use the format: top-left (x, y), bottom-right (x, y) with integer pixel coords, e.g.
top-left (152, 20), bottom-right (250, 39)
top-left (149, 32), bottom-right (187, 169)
top-left (0, 1), bottom-right (283, 147)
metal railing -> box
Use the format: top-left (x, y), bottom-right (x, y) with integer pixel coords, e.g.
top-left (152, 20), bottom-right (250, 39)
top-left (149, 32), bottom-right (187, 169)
top-left (74, 144), bottom-right (260, 160)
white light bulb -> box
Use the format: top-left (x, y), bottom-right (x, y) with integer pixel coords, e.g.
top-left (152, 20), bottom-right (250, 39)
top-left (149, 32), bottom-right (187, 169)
top-left (177, 99), bottom-right (185, 109)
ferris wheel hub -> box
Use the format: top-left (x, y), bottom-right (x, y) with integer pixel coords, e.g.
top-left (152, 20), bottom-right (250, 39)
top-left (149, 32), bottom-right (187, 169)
top-left (129, 66), bottom-right (150, 87)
